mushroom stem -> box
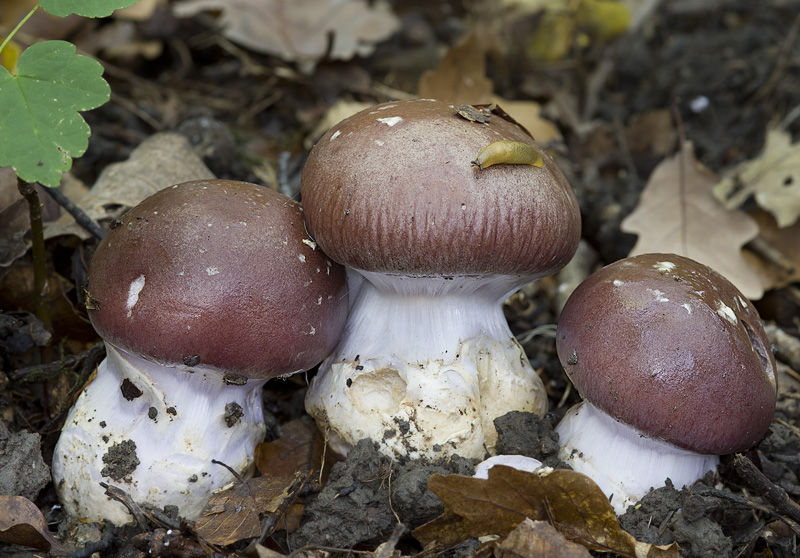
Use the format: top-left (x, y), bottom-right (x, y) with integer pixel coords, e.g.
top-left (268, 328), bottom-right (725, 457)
top-left (556, 400), bottom-right (719, 515)
top-left (305, 271), bottom-right (548, 460)
top-left (54, 344), bottom-right (267, 524)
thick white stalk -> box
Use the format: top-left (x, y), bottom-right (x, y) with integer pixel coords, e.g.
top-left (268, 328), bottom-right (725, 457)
top-left (305, 272), bottom-right (548, 460)
top-left (556, 401), bottom-right (719, 515)
top-left (53, 344), bottom-right (266, 524)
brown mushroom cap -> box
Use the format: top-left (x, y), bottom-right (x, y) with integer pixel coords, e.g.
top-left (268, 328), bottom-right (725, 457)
top-left (557, 253), bottom-right (776, 455)
top-left (301, 99), bottom-right (581, 277)
top-left (87, 179), bottom-right (348, 378)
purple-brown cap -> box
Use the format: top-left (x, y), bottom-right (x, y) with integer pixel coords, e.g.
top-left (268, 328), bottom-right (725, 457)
top-left (301, 99), bottom-right (581, 277)
top-left (86, 179), bottom-right (348, 378)
top-left (557, 253), bottom-right (776, 455)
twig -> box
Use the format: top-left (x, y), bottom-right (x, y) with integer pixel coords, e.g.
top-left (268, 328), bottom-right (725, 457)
top-left (40, 185), bottom-right (106, 240)
top-left (257, 470), bottom-right (314, 546)
top-left (17, 179), bottom-right (51, 331)
top-left (100, 482), bottom-right (148, 530)
top-left (612, 114), bottom-right (639, 183)
top-left (750, 13), bottom-right (800, 103)
top-left (692, 484), bottom-right (800, 537)
top-left (374, 523), bottom-right (408, 558)
top-left (733, 453), bottom-right (800, 526)
top-left (765, 324), bottom-right (800, 372)
top-left (211, 458), bottom-right (259, 514)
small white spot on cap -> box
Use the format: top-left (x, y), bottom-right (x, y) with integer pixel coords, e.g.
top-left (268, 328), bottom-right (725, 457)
top-left (302, 239), bottom-right (317, 250)
top-left (206, 267), bottom-right (219, 276)
top-left (654, 261), bottom-right (676, 272)
top-left (378, 116), bottom-right (403, 126)
top-left (126, 275), bottom-right (146, 318)
top-left (613, 279), bottom-right (623, 287)
top-left (682, 303), bottom-right (692, 314)
top-left (375, 139), bottom-right (385, 146)
top-left (716, 301), bottom-right (737, 323)
top-left (307, 325), bottom-right (316, 335)
top-left (376, 104), bottom-right (397, 110)
top-left (647, 288), bottom-right (669, 302)
top-left (317, 296), bottom-right (322, 305)
top-left (298, 254), bottom-right (307, 263)
top-left (737, 295), bottom-right (748, 309)
top-left (330, 130), bottom-right (341, 141)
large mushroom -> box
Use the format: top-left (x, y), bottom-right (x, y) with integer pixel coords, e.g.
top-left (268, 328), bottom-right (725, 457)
top-left (301, 99), bottom-right (581, 459)
top-left (555, 253), bottom-right (777, 514)
top-left (53, 179), bottom-right (348, 524)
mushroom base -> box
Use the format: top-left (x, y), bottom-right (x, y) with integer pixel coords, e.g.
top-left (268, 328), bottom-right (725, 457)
top-left (305, 273), bottom-right (548, 460)
top-left (555, 401), bottom-right (719, 515)
top-left (53, 344), bottom-right (267, 524)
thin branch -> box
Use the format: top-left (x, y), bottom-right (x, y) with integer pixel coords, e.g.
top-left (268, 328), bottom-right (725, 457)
top-left (41, 185), bottom-right (105, 240)
top-left (17, 178), bottom-right (51, 330)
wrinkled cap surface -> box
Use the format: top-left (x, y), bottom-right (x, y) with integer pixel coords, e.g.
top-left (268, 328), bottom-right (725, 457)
top-left (87, 179), bottom-right (348, 378)
top-left (301, 99), bottom-right (581, 277)
top-left (557, 253), bottom-right (777, 455)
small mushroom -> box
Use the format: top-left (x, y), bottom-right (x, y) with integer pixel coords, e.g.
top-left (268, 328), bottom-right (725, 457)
top-left (53, 179), bottom-right (348, 524)
top-left (555, 253), bottom-right (777, 514)
top-left (301, 99), bottom-right (581, 459)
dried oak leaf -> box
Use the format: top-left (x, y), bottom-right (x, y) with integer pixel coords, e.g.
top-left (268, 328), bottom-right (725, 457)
top-left (44, 132), bottom-right (213, 240)
top-left (0, 495), bottom-right (67, 555)
top-left (713, 127), bottom-right (800, 228)
top-left (255, 419), bottom-right (335, 478)
top-left (620, 142), bottom-right (764, 300)
top-left (413, 465), bottom-right (677, 558)
top-left (195, 475), bottom-right (296, 546)
top-left (744, 208), bottom-right (800, 290)
top-left (418, 31), bottom-right (494, 105)
top-left (473, 518), bottom-right (591, 558)
top-left (173, 0), bottom-right (399, 63)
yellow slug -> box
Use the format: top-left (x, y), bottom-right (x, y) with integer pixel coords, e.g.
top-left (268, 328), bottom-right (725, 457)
top-left (471, 141), bottom-right (543, 171)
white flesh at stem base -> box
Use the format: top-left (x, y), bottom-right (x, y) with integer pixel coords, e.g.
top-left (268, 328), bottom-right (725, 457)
top-left (305, 271), bottom-right (549, 460)
top-left (53, 344), bottom-right (267, 524)
top-left (556, 400), bottom-right (719, 515)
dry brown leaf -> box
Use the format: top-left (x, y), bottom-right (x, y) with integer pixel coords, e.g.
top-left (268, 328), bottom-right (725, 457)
top-left (44, 132), bottom-right (214, 240)
top-left (475, 518), bottom-right (592, 558)
top-left (195, 475), bottom-right (296, 546)
top-left (620, 141), bottom-right (764, 299)
top-left (713, 128), bottom-right (800, 228)
top-left (744, 209), bottom-right (800, 291)
top-left (0, 495), bottom-right (67, 555)
top-left (492, 97), bottom-right (562, 144)
top-left (255, 543), bottom-right (288, 557)
top-left (114, 0), bottom-right (165, 20)
top-left (417, 31), bottom-right (494, 105)
top-left (413, 465), bottom-right (677, 558)
top-left (173, 0), bottom-right (399, 63)
top-left (255, 419), bottom-right (331, 477)
top-left (304, 99), bottom-right (375, 149)
top-left (625, 109), bottom-right (676, 157)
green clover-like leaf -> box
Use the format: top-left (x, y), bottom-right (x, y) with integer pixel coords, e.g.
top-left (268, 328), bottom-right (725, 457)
top-left (0, 41), bottom-right (110, 187)
top-left (40, 0), bottom-right (141, 18)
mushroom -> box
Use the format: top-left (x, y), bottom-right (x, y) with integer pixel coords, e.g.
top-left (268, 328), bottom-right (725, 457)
top-left (300, 99), bottom-right (581, 459)
top-left (555, 253), bottom-right (777, 514)
top-left (53, 179), bottom-right (348, 524)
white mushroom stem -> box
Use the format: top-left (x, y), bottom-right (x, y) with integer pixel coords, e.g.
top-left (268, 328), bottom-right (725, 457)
top-left (555, 401), bottom-right (719, 515)
top-left (53, 344), bottom-right (267, 524)
top-left (304, 271), bottom-right (549, 460)
top-left (474, 455), bottom-right (545, 479)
